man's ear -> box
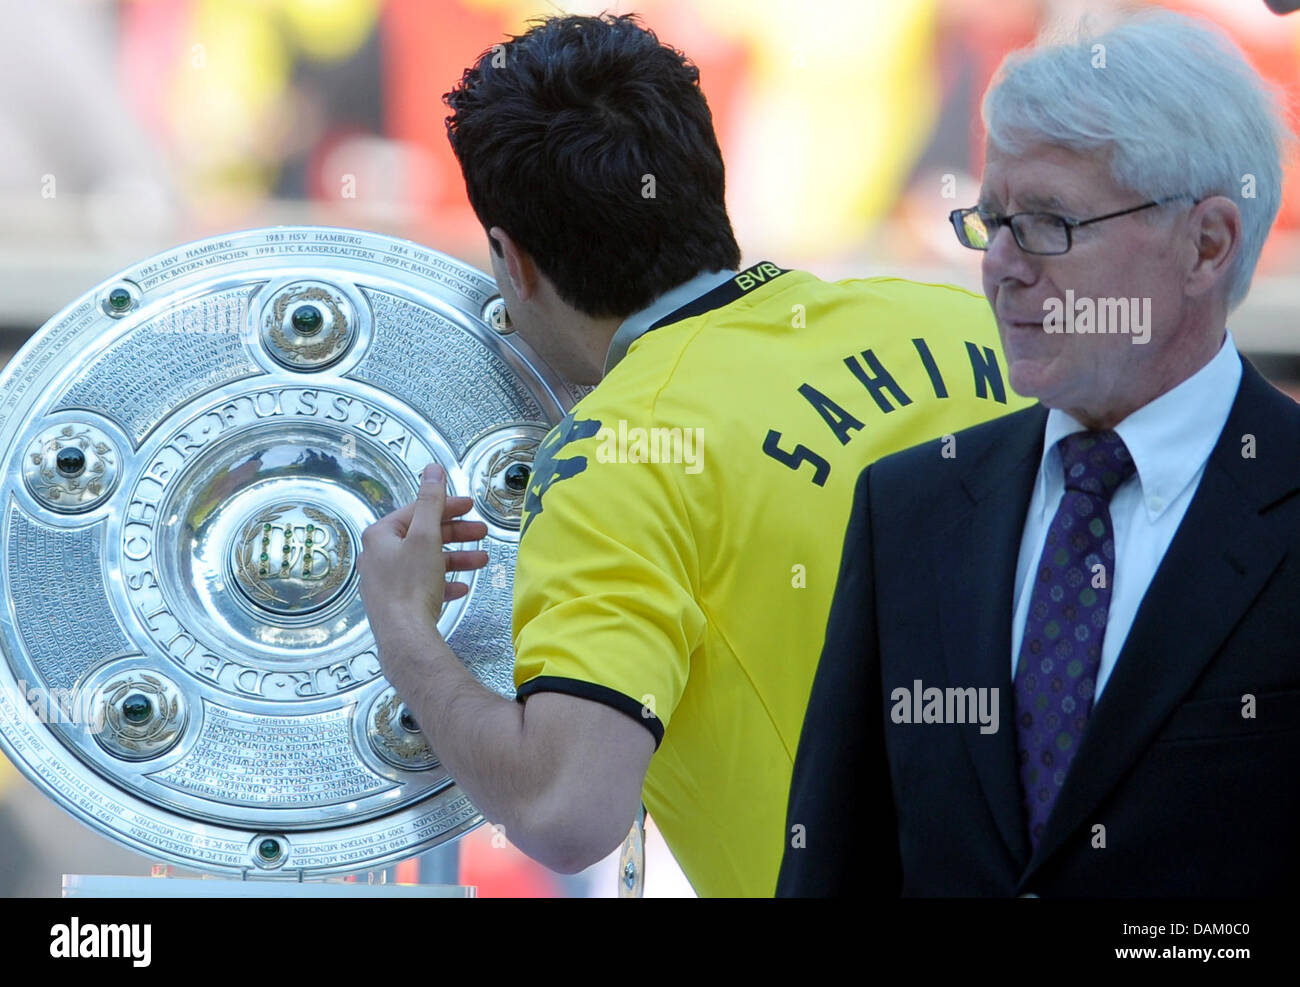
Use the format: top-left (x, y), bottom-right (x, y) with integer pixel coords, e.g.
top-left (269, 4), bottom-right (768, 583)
top-left (1184, 196), bottom-right (1241, 300)
top-left (488, 227), bottom-right (538, 302)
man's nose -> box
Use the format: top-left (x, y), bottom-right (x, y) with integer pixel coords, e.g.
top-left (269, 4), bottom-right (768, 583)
top-left (983, 222), bottom-right (1036, 285)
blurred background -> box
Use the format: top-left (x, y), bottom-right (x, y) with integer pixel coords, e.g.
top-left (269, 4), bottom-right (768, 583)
top-left (1, 0), bottom-right (1297, 897)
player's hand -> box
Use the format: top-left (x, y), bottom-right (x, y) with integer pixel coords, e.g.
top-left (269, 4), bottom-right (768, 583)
top-left (357, 464), bottom-right (489, 648)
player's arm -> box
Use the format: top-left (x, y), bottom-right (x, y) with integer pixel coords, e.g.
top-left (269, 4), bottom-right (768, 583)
top-left (777, 465), bottom-right (901, 896)
top-left (359, 467), bottom-right (655, 874)
top-left (375, 623), bottom-right (654, 873)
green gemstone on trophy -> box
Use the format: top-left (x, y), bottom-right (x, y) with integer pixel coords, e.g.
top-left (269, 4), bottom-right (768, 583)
top-left (260, 552), bottom-right (268, 562)
top-left (121, 693), bottom-right (152, 724)
top-left (108, 287), bottom-right (132, 311)
top-left (258, 839), bottom-right (281, 861)
top-left (505, 462), bottom-right (531, 491)
top-left (292, 304), bottom-right (323, 335)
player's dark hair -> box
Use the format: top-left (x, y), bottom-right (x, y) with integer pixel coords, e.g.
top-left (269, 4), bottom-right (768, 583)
top-left (444, 13), bottom-right (741, 318)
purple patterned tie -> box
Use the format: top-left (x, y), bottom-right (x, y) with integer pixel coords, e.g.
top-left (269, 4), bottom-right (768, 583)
top-left (1014, 429), bottom-right (1136, 848)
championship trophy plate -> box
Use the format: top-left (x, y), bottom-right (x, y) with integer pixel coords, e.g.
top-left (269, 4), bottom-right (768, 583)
top-left (0, 227), bottom-right (582, 880)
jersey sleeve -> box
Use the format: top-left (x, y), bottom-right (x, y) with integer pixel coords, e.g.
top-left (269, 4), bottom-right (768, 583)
top-left (510, 395), bottom-right (707, 750)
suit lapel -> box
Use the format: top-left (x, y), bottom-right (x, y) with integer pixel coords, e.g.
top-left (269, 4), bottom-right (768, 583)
top-left (1019, 358), bottom-right (1300, 886)
top-left (934, 405), bottom-right (1046, 872)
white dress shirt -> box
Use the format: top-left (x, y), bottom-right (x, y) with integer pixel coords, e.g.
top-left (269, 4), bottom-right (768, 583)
top-left (1009, 331), bottom-right (1243, 699)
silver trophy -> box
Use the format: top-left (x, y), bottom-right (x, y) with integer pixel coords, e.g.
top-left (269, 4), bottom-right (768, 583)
top-left (0, 227), bottom-right (582, 879)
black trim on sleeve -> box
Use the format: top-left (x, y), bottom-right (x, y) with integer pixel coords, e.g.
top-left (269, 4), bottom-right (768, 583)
top-left (515, 676), bottom-right (664, 750)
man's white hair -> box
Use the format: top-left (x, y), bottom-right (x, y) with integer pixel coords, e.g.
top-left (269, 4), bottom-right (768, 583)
top-left (982, 10), bottom-right (1294, 310)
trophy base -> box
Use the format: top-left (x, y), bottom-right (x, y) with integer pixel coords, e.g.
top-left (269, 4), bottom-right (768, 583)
top-left (61, 874), bottom-right (475, 897)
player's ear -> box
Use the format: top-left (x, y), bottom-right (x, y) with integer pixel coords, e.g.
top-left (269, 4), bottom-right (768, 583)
top-left (488, 227), bottom-right (539, 301)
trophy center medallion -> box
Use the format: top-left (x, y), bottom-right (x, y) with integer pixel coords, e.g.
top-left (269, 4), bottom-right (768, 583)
top-left (229, 502), bottom-right (355, 618)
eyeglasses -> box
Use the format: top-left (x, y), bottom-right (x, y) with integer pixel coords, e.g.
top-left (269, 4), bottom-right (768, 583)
top-left (949, 195), bottom-right (1196, 256)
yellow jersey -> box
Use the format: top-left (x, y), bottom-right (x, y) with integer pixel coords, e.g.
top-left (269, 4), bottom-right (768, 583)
top-left (512, 262), bottom-right (1033, 896)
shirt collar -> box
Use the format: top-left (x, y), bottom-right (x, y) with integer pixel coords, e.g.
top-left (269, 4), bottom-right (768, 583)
top-left (1039, 330), bottom-right (1243, 521)
top-left (603, 268), bottom-right (738, 376)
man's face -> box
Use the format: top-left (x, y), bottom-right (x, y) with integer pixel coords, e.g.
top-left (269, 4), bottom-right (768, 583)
top-left (979, 142), bottom-right (1190, 418)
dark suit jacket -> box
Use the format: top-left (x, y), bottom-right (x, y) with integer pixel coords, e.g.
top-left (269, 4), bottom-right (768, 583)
top-left (777, 356), bottom-right (1300, 896)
